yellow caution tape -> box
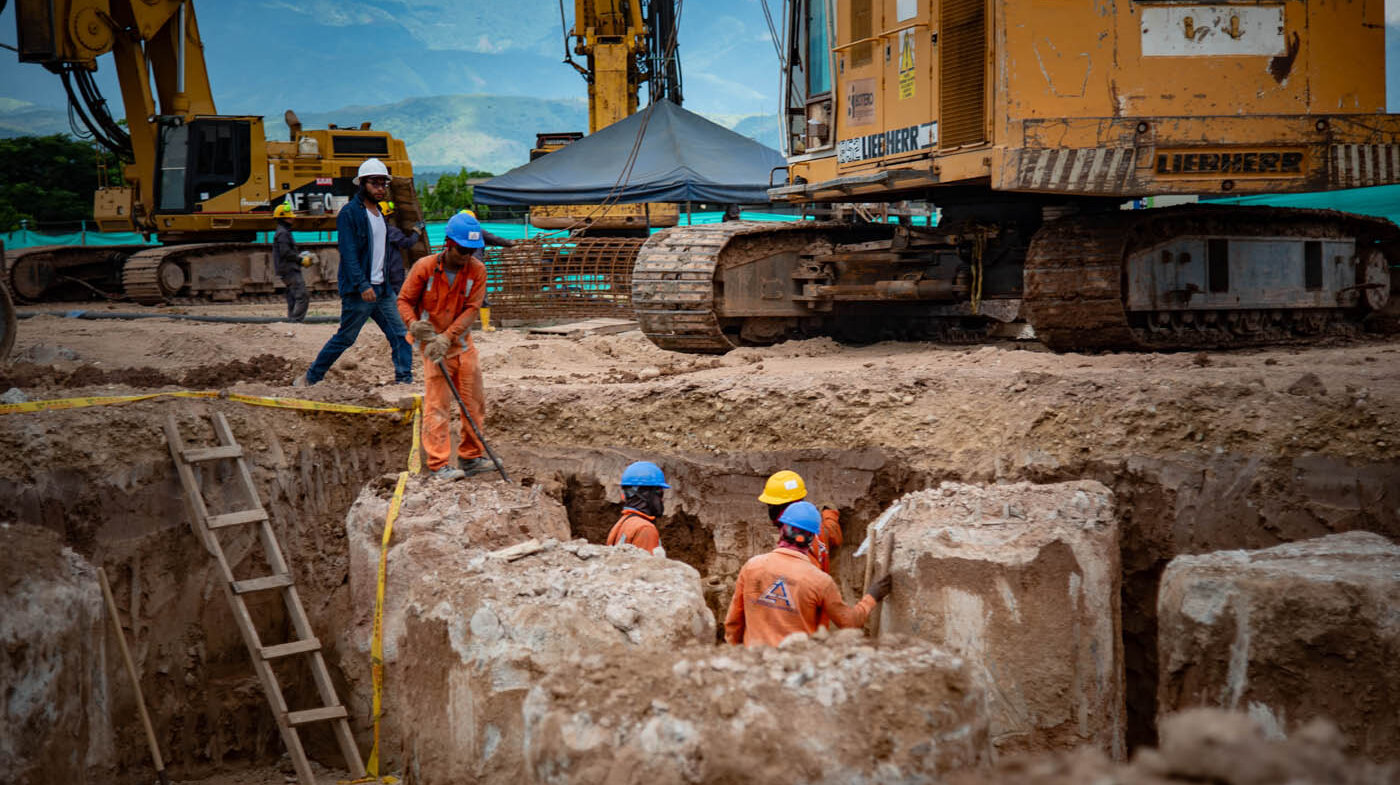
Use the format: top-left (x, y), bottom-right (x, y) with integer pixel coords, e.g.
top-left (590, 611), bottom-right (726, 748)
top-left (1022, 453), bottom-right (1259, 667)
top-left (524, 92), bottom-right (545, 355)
top-left (406, 395), bottom-right (423, 474)
top-left (0, 389), bottom-right (414, 418)
top-left (366, 469), bottom-right (409, 779)
top-left (0, 390), bottom-right (220, 414)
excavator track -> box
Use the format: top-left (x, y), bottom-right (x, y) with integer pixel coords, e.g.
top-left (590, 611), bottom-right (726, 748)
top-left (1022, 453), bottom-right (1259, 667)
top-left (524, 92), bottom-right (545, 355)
top-left (122, 242), bottom-right (341, 305)
top-left (1024, 205), bottom-right (1398, 352)
top-left (632, 221), bottom-right (836, 353)
top-left (6, 244), bottom-right (148, 303)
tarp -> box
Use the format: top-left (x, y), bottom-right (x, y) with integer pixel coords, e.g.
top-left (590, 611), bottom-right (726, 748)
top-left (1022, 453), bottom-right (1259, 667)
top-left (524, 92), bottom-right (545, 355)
top-left (1205, 183), bottom-right (1400, 226)
top-left (473, 100), bottom-right (786, 206)
top-left (1, 212), bottom-right (803, 250)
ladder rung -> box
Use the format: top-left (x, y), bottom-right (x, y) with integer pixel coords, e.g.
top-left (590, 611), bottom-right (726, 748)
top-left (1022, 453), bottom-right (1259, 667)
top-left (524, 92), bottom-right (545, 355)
top-left (231, 574), bottom-right (294, 594)
top-left (260, 638), bottom-right (322, 660)
top-left (286, 705), bottom-right (348, 726)
top-left (207, 509), bottom-right (267, 529)
top-left (182, 445), bottom-right (243, 462)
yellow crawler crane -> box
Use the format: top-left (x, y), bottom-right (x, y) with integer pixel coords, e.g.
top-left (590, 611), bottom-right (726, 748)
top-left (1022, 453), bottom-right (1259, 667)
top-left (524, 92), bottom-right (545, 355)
top-left (632, 0), bottom-right (1400, 352)
top-left (6, 0), bottom-right (427, 304)
top-left (530, 0), bottom-right (680, 234)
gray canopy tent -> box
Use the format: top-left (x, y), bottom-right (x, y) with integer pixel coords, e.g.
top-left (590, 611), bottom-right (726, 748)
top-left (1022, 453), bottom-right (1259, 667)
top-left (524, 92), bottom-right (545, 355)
top-left (473, 100), bottom-right (785, 206)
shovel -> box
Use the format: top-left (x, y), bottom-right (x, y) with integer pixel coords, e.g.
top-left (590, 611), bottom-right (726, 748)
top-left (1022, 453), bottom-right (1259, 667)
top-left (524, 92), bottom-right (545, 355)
top-left (435, 358), bottom-right (511, 482)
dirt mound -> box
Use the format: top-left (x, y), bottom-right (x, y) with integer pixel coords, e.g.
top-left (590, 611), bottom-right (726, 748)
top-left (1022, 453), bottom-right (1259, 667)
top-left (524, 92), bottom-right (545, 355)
top-left (947, 708), bottom-right (1399, 785)
top-left (1157, 531), bottom-right (1400, 761)
top-left (524, 629), bottom-right (990, 785)
top-left (877, 481), bottom-right (1124, 758)
top-left (0, 353), bottom-right (296, 390)
top-left (0, 524), bottom-right (110, 785)
top-left (336, 480), bottom-right (713, 783)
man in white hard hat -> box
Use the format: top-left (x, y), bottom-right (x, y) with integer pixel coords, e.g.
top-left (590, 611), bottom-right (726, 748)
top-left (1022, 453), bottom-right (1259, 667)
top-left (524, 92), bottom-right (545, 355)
top-left (296, 158), bottom-right (413, 386)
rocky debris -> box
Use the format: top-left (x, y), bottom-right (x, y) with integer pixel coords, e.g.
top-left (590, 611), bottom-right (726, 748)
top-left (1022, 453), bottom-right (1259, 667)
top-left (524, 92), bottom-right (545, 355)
top-left (0, 387), bottom-right (26, 404)
top-left (1156, 531), bottom-right (1400, 762)
top-left (1286, 372), bottom-right (1327, 397)
top-left (524, 630), bottom-right (990, 785)
top-left (874, 481), bottom-right (1124, 758)
top-left (337, 478), bottom-right (714, 783)
top-left (0, 524), bottom-right (112, 784)
top-left (947, 708), bottom-right (1399, 785)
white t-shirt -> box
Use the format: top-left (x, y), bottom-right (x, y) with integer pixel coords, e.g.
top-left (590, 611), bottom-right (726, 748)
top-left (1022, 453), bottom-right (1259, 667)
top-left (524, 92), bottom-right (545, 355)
top-left (367, 208), bottom-right (386, 285)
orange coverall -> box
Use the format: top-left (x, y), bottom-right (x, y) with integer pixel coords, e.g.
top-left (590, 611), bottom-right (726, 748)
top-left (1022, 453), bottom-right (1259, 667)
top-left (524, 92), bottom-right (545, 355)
top-left (724, 545), bottom-right (875, 647)
top-left (808, 508), bottom-right (843, 573)
top-left (606, 510), bottom-right (660, 554)
top-left (396, 252), bottom-right (488, 471)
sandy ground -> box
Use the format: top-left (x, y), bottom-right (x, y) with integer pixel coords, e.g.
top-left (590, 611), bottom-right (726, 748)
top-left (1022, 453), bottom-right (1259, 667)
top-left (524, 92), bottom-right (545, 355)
top-left (6, 301), bottom-right (1397, 470)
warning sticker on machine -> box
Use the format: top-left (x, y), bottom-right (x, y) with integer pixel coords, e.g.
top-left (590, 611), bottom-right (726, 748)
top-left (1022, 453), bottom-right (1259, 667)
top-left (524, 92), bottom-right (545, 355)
top-left (898, 29), bottom-right (917, 100)
top-left (838, 122), bottom-right (937, 163)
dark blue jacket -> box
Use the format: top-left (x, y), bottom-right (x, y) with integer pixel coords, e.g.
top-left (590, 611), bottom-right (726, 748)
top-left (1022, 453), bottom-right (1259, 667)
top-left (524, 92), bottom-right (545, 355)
top-left (335, 195), bottom-right (392, 296)
top-left (385, 225), bottom-right (421, 290)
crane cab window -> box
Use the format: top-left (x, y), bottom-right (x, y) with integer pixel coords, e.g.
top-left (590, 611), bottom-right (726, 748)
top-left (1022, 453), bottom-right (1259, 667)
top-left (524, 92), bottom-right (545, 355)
top-left (809, 0), bottom-right (832, 95)
top-left (156, 119), bottom-right (252, 213)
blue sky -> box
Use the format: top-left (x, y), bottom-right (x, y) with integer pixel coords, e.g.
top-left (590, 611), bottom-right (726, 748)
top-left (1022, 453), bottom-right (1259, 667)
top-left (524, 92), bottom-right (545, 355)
top-left (2, 1), bottom-right (1397, 119)
top-left (0, 0), bottom-right (783, 118)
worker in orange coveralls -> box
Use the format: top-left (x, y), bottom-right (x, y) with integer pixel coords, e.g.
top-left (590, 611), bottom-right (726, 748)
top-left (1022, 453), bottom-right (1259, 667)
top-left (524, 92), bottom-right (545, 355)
top-left (725, 501), bottom-right (892, 648)
top-left (396, 212), bottom-right (495, 480)
top-left (759, 470), bottom-right (843, 573)
top-left (606, 461), bottom-right (669, 554)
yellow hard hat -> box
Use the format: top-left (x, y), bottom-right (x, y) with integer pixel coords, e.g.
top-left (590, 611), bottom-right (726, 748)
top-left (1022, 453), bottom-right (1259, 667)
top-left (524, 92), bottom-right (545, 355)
top-left (273, 202), bottom-right (294, 219)
top-left (379, 200), bottom-right (396, 216)
top-left (758, 470), bottom-right (807, 505)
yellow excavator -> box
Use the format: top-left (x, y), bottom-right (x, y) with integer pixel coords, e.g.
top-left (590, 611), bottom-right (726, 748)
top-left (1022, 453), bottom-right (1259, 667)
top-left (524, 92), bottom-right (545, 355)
top-left (528, 0), bottom-right (681, 234)
top-left (4, 0), bottom-right (427, 304)
top-left (629, 0), bottom-right (1400, 352)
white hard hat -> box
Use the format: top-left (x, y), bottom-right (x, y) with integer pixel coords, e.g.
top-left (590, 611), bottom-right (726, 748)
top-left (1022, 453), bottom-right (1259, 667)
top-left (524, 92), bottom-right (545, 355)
top-left (353, 157), bottom-right (391, 185)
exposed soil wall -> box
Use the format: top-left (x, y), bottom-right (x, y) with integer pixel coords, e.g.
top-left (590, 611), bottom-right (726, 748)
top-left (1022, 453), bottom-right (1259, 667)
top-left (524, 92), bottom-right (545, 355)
top-left (0, 398), bottom-right (411, 783)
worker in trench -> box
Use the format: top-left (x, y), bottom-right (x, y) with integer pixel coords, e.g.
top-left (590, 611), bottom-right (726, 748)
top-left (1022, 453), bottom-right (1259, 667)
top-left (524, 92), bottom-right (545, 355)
top-left (760, 470), bottom-right (843, 574)
top-left (606, 461), bottom-right (669, 555)
top-left (396, 212), bottom-right (497, 480)
top-left (725, 501), bottom-right (892, 648)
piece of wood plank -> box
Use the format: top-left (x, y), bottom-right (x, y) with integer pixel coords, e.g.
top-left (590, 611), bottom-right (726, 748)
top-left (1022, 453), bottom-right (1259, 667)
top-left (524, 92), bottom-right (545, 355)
top-left (207, 509), bottom-right (267, 529)
top-left (181, 444), bottom-right (243, 462)
top-left (528, 318), bottom-right (638, 337)
top-left (286, 705), bottom-right (348, 726)
top-left (231, 574), bottom-right (294, 594)
top-left (492, 539), bottom-right (545, 562)
top-left (260, 638), bottom-right (322, 660)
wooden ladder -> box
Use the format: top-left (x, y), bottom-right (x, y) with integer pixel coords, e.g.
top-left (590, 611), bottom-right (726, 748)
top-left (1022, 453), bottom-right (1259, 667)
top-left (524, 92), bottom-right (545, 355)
top-left (165, 412), bottom-right (366, 785)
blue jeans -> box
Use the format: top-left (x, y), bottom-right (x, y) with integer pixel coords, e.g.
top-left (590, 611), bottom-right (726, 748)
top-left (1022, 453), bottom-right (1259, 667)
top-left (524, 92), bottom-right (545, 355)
top-left (306, 283), bottom-right (412, 383)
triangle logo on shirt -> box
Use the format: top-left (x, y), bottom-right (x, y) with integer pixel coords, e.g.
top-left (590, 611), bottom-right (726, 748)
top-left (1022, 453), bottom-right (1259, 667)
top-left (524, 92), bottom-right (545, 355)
top-left (757, 578), bottom-right (795, 611)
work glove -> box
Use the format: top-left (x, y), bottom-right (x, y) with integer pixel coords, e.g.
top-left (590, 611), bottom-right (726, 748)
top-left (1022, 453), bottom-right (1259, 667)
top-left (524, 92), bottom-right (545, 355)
top-left (868, 573), bottom-right (893, 602)
top-left (424, 334), bottom-right (452, 362)
top-left (409, 319), bottom-right (437, 344)
top-left (298, 251), bottom-right (316, 268)
top-left (413, 221), bottom-right (427, 234)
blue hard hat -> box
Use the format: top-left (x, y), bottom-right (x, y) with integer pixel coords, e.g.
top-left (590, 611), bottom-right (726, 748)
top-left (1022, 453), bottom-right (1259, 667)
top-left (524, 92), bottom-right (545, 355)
top-left (777, 501), bottom-right (822, 534)
top-left (620, 461), bottom-right (669, 488)
top-left (445, 212), bottom-right (486, 249)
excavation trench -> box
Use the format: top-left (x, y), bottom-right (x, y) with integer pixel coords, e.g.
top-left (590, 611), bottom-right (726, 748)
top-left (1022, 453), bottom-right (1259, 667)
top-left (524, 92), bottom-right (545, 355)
top-left (3, 401), bottom-right (1398, 782)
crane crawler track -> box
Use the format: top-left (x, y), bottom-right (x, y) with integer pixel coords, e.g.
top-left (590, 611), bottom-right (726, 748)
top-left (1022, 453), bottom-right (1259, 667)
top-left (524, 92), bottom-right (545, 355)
top-left (1024, 205), bottom-right (1397, 352)
top-left (632, 221), bottom-right (839, 353)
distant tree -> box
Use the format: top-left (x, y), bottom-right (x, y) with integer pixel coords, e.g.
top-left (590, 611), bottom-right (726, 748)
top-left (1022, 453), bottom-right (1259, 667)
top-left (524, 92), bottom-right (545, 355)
top-left (0, 135), bottom-right (123, 232)
top-left (421, 167), bottom-right (494, 220)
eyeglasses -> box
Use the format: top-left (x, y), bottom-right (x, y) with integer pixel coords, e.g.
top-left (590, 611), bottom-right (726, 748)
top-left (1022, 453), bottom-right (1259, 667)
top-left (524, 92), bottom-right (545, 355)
top-left (363, 177), bottom-right (390, 187)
